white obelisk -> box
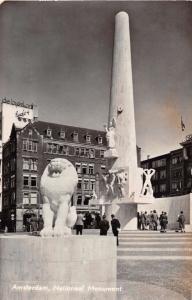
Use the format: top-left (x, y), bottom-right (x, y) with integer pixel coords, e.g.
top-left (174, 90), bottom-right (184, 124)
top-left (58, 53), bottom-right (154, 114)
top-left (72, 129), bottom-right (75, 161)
top-left (108, 11), bottom-right (138, 198)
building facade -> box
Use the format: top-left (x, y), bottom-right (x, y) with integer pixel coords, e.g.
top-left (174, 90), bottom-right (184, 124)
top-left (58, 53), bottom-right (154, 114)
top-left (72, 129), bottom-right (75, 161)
top-left (0, 98), bottom-right (38, 212)
top-left (141, 134), bottom-right (192, 198)
top-left (2, 120), bottom-right (107, 231)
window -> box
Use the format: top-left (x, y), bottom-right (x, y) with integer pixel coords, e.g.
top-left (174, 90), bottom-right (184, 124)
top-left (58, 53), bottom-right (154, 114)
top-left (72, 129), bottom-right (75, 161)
top-left (46, 129), bottom-right (52, 137)
top-left (31, 176), bottom-right (37, 187)
top-left (75, 148), bottom-right (80, 156)
top-left (23, 192), bottom-right (30, 204)
top-left (73, 132), bottom-right (78, 142)
top-left (23, 158), bottom-right (30, 170)
top-left (88, 164), bottom-right (94, 175)
top-left (142, 162), bottom-right (149, 169)
top-left (31, 192), bottom-right (37, 204)
top-left (75, 163), bottom-right (81, 174)
top-left (28, 140), bottom-right (33, 151)
top-left (85, 149), bottom-right (90, 158)
top-left (77, 195), bottom-right (82, 205)
top-left (60, 130), bottom-right (65, 139)
top-left (100, 150), bottom-right (104, 158)
top-left (160, 170), bottom-right (166, 179)
top-left (22, 140), bottom-right (37, 152)
top-left (32, 141), bottom-right (37, 152)
top-left (23, 176), bottom-right (29, 187)
top-left (86, 135), bottom-right (91, 143)
top-left (171, 156), bottom-right (182, 165)
top-left (84, 179), bottom-right (89, 190)
top-left (52, 144), bottom-right (58, 154)
top-left (90, 180), bottom-right (95, 190)
top-left (98, 137), bottom-right (103, 144)
top-left (82, 164), bottom-right (87, 175)
top-left (84, 196), bottom-right (90, 205)
top-left (77, 179), bottom-right (82, 189)
top-left (63, 145), bottom-right (69, 155)
top-left (80, 148), bottom-right (86, 157)
top-left (23, 140), bottom-right (28, 151)
top-left (159, 184), bottom-right (166, 192)
top-left (171, 181), bottom-right (182, 191)
top-left (101, 165), bottom-right (106, 171)
top-left (28, 129), bottom-right (33, 136)
top-left (31, 159), bottom-right (38, 171)
top-left (152, 159), bottom-right (166, 168)
top-left (89, 149), bottom-right (95, 158)
top-left (47, 143), bottom-right (53, 153)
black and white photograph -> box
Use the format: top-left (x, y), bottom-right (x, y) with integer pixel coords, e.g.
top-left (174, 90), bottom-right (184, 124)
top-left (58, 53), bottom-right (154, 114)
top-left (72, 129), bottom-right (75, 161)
top-left (0, 1), bottom-right (192, 299)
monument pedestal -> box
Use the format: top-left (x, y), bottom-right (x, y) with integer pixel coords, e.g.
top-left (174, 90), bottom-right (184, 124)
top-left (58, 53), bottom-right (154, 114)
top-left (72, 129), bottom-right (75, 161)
top-left (0, 235), bottom-right (117, 300)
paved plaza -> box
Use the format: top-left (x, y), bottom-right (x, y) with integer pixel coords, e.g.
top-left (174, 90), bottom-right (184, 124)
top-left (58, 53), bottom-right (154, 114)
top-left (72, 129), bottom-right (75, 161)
top-left (117, 231), bottom-right (192, 300)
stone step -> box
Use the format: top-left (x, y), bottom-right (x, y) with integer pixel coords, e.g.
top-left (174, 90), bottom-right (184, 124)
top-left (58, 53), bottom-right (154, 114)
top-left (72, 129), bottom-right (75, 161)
top-left (117, 247), bottom-right (192, 252)
top-left (118, 255), bottom-right (192, 260)
top-left (119, 241), bottom-right (192, 245)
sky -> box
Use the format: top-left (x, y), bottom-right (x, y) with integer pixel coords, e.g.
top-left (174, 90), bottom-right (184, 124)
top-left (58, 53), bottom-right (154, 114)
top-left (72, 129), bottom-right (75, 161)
top-left (0, 1), bottom-right (192, 160)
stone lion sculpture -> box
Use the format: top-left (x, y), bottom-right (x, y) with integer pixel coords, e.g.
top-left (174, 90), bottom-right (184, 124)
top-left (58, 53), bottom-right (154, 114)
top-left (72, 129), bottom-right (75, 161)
top-left (40, 158), bottom-right (78, 237)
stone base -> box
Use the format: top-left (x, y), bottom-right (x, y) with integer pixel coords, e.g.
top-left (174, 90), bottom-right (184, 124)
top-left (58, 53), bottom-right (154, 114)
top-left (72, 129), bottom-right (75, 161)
top-left (0, 235), bottom-right (117, 300)
top-left (185, 225), bottom-right (192, 232)
top-left (104, 149), bottom-right (118, 158)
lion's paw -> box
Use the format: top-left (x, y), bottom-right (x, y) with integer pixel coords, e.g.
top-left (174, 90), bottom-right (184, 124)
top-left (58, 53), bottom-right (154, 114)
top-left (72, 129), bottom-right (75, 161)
top-left (40, 227), bottom-right (54, 237)
top-left (53, 226), bottom-right (72, 237)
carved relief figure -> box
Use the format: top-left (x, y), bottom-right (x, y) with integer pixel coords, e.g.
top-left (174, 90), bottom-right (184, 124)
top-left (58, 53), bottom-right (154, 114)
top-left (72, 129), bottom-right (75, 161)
top-left (40, 158), bottom-right (78, 237)
top-left (141, 169), bottom-right (155, 196)
top-left (104, 117), bottom-right (116, 149)
top-left (116, 171), bottom-right (128, 197)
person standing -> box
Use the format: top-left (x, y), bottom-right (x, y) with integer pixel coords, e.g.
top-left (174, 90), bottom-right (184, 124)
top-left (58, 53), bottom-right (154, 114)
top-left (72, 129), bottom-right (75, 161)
top-left (75, 213), bottom-right (84, 235)
top-left (111, 214), bottom-right (121, 246)
top-left (161, 212), bottom-right (168, 233)
top-left (152, 210), bottom-right (158, 231)
top-left (140, 212), bottom-right (146, 230)
top-left (178, 211), bottom-right (185, 233)
top-left (99, 215), bottom-right (110, 236)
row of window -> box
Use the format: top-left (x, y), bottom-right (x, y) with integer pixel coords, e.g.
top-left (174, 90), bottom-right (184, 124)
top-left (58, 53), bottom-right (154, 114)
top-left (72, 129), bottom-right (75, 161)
top-left (76, 163), bottom-right (95, 175)
top-left (23, 158), bottom-right (38, 171)
top-left (23, 192), bottom-right (38, 205)
top-left (152, 184), bottom-right (166, 193)
top-left (23, 140), bottom-right (38, 152)
top-left (151, 159), bottom-right (167, 168)
top-left (23, 175), bottom-right (37, 187)
top-left (45, 128), bottom-right (103, 145)
top-left (152, 169), bottom-right (166, 180)
top-left (22, 140), bottom-right (105, 159)
top-left (77, 179), bottom-right (95, 191)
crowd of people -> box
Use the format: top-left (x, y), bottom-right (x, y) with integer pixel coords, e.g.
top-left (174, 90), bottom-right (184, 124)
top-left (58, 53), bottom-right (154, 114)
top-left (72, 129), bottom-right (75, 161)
top-left (137, 210), bottom-right (186, 233)
top-left (75, 212), bottom-right (121, 245)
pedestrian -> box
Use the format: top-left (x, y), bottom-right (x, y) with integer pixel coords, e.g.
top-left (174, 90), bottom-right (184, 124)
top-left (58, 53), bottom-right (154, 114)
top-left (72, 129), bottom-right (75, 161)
top-left (75, 213), bottom-right (84, 235)
top-left (38, 215), bottom-right (44, 231)
top-left (111, 214), bottom-right (121, 246)
top-left (152, 210), bottom-right (158, 231)
top-left (99, 215), bottom-right (110, 235)
top-left (30, 214), bottom-right (38, 233)
top-left (177, 211), bottom-right (185, 233)
top-left (159, 211), bottom-right (164, 231)
top-left (160, 212), bottom-right (168, 233)
top-left (140, 211), bottom-right (146, 230)
top-left (137, 212), bottom-right (141, 230)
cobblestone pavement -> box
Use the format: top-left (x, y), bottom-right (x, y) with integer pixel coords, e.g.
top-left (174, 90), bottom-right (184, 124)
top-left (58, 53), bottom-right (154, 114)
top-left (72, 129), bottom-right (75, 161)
top-left (117, 231), bottom-right (192, 300)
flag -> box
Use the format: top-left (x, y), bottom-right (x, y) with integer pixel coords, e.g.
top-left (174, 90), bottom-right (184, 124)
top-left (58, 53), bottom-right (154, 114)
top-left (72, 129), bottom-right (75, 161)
top-left (181, 116), bottom-right (185, 131)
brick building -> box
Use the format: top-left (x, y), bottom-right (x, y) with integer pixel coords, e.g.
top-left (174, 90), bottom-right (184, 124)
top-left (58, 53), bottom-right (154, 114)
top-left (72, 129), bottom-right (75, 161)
top-left (2, 120), bottom-right (107, 231)
top-left (141, 134), bottom-right (192, 198)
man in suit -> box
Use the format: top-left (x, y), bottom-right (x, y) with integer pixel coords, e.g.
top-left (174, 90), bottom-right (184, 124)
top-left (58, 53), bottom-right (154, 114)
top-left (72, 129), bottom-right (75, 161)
top-left (99, 215), bottom-right (110, 236)
top-left (111, 214), bottom-right (121, 246)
